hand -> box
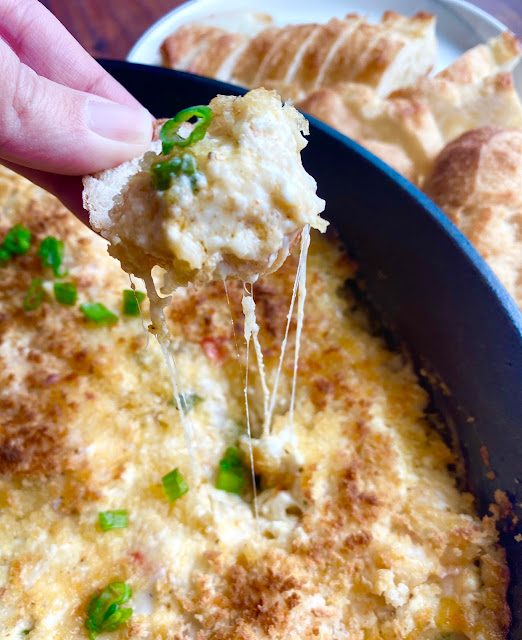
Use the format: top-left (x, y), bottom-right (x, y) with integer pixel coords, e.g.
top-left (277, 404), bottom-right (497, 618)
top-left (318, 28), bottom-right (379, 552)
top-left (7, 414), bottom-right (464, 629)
top-left (0, 0), bottom-right (153, 224)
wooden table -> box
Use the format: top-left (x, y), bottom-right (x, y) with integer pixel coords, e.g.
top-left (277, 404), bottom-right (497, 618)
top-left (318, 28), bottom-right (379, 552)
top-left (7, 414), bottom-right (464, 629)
top-left (42, 0), bottom-right (521, 61)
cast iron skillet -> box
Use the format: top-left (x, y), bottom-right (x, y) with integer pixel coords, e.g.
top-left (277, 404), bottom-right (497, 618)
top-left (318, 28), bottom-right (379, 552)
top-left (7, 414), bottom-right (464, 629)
top-left (101, 60), bottom-right (522, 637)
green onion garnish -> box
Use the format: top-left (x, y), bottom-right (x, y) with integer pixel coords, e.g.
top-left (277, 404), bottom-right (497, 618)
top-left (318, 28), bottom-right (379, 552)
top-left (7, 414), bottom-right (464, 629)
top-left (169, 392), bottom-right (203, 413)
top-left (85, 582), bottom-right (133, 640)
top-left (54, 282), bottom-right (77, 306)
top-left (80, 302), bottom-right (118, 326)
top-left (161, 468), bottom-right (189, 503)
top-left (160, 106), bottom-right (213, 154)
top-left (151, 153), bottom-right (200, 191)
top-left (38, 236), bottom-right (67, 277)
top-left (23, 278), bottom-right (44, 311)
top-left (21, 632), bottom-right (31, 637)
top-left (122, 289), bottom-right (146, 316)
top-left (151, 157), bottom-right (182, 190)
top-left (99, 510), bottom-right (128, 531)
top-left (0, 246), bottom-right (10, 265)
top-left (4, 224), bottom-right (31, 255)
top-left (216, 447), bottom-right (246, 495)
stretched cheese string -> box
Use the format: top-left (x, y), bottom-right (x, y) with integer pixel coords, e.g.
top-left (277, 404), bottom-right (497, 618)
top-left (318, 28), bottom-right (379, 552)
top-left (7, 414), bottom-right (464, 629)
top-left (289, 225), bottom-right (310, 426)
top-left (265, 225), bottom-right (311, 434)
top-left (143, 273), bottom-right (200, 483)
top-left (128, 274), bottom-right (149, 349)
top-left (241, 284), bottom-right (259, 524)
top-left (223, 280), bottom-right (243, 380)
top-left (242, 287), bottom-right (270, 434)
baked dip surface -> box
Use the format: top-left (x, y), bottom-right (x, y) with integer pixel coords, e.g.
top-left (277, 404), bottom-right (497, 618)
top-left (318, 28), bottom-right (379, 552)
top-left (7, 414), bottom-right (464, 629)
top-left (0, 167), bottom-right (509, 639)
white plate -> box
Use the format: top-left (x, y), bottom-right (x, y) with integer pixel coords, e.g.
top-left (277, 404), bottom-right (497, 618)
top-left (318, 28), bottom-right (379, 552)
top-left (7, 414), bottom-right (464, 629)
top-left (127, 0), bottom-right (522, 92)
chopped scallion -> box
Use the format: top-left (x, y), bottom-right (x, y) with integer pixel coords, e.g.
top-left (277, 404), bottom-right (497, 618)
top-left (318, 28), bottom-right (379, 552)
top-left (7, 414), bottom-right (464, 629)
top-left (169, 392), bottom-right (203, 413)
top-left (161, 468), bottom-right (188, 503)
top-left (151, 153), bottom-right (200, 191)
top-left (85, 582), bottom-right (133, 640)
top-left (122, 289), bottom-right (146, 316)
top-left (4, 224), bottom-right (31, 255)
top-left (54, 282), bottom-right (77, 306)
top-left (151, 157), bottom-right (182, 190)
top-left (38, 236), bottom-right (67, 276)
top-left (160, 106), bottom-right (213, 154)
top-left (216, 447), bottom-right (246, 495)
top-left (99, 510), bottom-right (128, 531)
top-left (23, 278), bottom-right (44, 311)
top-left (80, 302), bottom-right (118, 326)
top-left (0, 246), bottom-right (10, 265)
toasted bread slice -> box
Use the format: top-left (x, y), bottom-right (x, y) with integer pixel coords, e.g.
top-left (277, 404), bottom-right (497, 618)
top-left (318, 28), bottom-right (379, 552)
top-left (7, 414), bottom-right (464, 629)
top-left (410, 71), bottom-right (522, 144)
top-left (298, 83), bottom-right (443, 183)
top-left (162, 12), bottom-right (437, 99)
top-left (437, 31), bottom-right (522, 85)
top-left (424, 127), bottom-right (522, 306)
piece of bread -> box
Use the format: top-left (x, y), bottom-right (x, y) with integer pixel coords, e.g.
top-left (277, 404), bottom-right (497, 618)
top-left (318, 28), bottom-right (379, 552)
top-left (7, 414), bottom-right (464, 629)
top-left (398, 71), bottom-right (522, 146)
top-left (393, 32), bottom-right (522, 146)
top-left (424, 127), bottom-right (522, 307)
top-left (162, 12), bottom-right (437, 100)
top-left (298, 83), bottom-right (444, 183)
top-left (436, 31), bottom-right (522, 85)
top-left (83, 89), bottom-right (326, 291)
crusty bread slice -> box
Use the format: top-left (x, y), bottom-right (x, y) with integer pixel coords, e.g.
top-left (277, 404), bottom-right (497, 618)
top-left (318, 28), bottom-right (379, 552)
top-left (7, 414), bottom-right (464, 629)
top-left (436, 31), bottom-right (522, 85)
top-left (83, 139), bottom-right (163, 247)
top-left (298, 83), bottom-right (443, 183)
top-left (424, 127), bottom-right (522, 307)
top-left (256, 23), bottom-right (319, 88)
top-left (161, 12), bottom-right (437, 99)
top-left (320, 12), bottom-right (436, 97)
top-left (413, 71), bottom-right (522, 144)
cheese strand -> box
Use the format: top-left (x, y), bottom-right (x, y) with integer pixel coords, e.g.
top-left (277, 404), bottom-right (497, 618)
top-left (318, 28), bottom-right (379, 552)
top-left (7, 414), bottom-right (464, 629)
top-left (241, 285), bottom-right (259, 524)
top-left (265, 226), bottom-right (310, 434)
top-left (289, 225), bottom-right (310, 426)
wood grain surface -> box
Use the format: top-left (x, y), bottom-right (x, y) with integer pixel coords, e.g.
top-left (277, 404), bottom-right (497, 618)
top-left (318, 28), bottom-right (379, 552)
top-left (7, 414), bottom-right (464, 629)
top-left (42, 0), bottom-right (521, 60)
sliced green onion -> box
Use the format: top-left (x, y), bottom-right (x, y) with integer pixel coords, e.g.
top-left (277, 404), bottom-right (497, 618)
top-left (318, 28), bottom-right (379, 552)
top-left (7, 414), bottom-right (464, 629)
top-left (122, 289), bottom-right (146, 316)
top-left (23, 278), bottom-right (44, 311)
top-left (85, 582), bottom-right (133, 640)
top-left (54, 282), bottom-right (77, 306)
top-left (99, 510), bottom-right (128, 531)
top-left (0, 246), bottom-right (10, 265)
top-left (38, 236), bottom-right (67, 277)
top-left (80, 302), bottom-right (118, 326)
top-left (151, 153), bottom-right (200, 191)
top-left (216, 447), bottom-right (246, 495)
top-left (160, 106), bottom-right (213, 154)
top-left (168, 392), bottom-right (203, 413)
top-left (161, 468), bottom-right (188, 503)
top-left (151, 157), bottom-right (182, 190)
top-left (4, 224), bottom-right (31, 255)
top-left (181, 154), bottom-right (197, 175)
top-left (21, 632), bottom-right (31, 636)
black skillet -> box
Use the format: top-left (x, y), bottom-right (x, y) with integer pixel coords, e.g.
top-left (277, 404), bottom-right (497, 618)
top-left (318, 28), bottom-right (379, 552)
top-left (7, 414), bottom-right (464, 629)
top-left (100, 60), bottom-right (522, 637)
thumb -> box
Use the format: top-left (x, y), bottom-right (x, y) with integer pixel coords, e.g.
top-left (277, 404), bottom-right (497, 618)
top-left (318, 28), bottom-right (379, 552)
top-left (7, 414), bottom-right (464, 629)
top-left (0, 44), bottom-right (153, 176)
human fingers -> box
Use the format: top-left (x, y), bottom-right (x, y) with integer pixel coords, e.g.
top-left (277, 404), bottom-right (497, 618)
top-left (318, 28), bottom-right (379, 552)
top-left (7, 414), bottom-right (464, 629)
top-left (0, 0), bottom-right (140, 108)
top-left (0, 38), bottom-right (153, 176)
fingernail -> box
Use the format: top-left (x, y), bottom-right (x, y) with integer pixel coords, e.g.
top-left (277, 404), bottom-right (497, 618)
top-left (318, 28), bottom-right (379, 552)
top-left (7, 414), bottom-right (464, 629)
top-left (86, 101), bottom-right (152, 145)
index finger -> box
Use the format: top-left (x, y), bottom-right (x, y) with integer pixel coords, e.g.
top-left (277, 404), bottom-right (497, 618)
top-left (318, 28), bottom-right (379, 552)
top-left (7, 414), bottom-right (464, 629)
top-left (0, 0), bottom-right (140, 108)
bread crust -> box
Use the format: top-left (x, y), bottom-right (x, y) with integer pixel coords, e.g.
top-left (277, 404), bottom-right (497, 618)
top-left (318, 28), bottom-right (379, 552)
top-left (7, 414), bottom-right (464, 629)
top-left (424, 127), bottom-right (522, 306)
